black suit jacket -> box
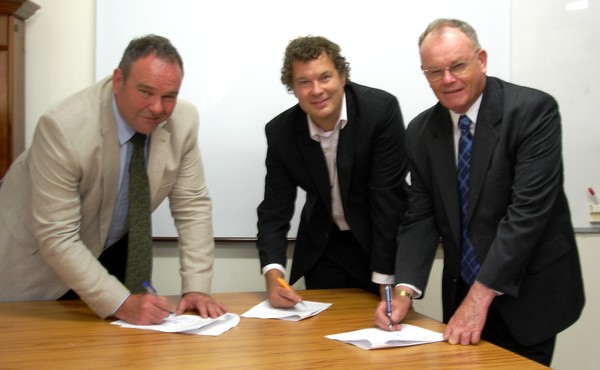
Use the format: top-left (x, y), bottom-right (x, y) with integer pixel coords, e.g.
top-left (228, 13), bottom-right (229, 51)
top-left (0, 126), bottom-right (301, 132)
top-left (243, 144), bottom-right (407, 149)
top-left (257, 82), bottom-right (408, 284)
top-left (396, 77), bottom-right (585, 346)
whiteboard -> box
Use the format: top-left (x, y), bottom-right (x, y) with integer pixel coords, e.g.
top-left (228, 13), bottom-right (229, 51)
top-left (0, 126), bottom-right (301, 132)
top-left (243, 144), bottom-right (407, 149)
top-left (96, 0), bottom-right (510, 238)
top-left (511, 0), bottom-right (600, 230)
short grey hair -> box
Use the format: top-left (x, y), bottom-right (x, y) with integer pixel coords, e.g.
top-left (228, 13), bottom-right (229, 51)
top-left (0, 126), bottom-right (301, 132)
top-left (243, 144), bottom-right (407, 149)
top-left (418, 18), bottom-right (481, 50)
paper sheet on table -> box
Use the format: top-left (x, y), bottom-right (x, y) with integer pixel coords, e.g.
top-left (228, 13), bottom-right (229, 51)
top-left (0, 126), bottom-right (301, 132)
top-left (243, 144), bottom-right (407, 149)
top-left (111, 312), bottom-right (240, 336)
top-left (241, 299), bottom-right (332, 321)
top-left (325, 325), bottom-right (444, 350)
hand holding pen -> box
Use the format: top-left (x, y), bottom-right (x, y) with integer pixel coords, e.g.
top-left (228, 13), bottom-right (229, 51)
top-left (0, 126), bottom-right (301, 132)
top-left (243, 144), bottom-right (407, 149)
top-left (277, 277), bottom-right (307, 307)
top-left (142, 281), bottom-right (175, 317)
top-left (375, 284), bottom-right (414, 332)
top-left (113, 282), bottom-right (175, 325)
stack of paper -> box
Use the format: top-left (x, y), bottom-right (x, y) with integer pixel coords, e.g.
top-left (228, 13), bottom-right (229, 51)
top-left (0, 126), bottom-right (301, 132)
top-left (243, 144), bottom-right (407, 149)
top-left (325, 325), bottom-right (444, 350)
top-left (241, 299), bottom-right (332, 321)
top-left (111, 312), bottom-right (240, 336)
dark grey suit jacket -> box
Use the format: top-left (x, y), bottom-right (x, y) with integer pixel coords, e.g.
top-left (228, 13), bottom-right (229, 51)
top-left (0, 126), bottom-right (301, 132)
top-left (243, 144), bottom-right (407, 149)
top-left (257, 82), bottom-right (408, 284)
top-left (396, 76), bottom-right (585, 346)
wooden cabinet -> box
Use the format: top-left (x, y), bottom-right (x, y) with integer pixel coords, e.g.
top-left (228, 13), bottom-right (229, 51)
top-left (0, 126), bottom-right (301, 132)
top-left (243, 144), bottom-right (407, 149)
top-left (0, 0), bottom-right (38, 178)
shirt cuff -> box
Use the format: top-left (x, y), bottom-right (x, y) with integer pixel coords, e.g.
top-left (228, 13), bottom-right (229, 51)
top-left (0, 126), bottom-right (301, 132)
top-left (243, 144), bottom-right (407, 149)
top-left (261, 263), bottom-right (286, 276)
top-left (111, 292), bottom-right (131, 316)
top-left (396, 283), bottom-right (423, 299)
top-left (475, 280), bottom-right (504, 296)
top-left (371, 272), bottom-right (395, 285)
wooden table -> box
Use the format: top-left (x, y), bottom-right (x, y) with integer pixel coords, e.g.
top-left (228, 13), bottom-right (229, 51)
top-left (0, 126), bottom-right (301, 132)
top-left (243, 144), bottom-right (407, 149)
top-left (0, 289), bottom-right (547, 369)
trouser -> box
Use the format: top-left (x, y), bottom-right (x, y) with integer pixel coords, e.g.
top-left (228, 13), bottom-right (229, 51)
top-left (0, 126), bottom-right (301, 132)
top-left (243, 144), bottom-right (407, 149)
top-left (304, 225), bottom-right (379, 296)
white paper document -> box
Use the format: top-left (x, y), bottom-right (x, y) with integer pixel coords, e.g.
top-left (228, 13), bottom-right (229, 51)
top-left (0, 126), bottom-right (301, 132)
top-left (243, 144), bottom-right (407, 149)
top-left (325, 325), bottom-right (444, 350)
top-left (241, 299), bottom-right (332, 321)
top-left (111, 312), bottom-right (240, 336)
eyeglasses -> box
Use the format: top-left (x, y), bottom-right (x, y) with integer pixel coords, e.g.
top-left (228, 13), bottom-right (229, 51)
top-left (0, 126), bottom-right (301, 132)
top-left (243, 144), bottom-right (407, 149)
top-left (422, 50), bottom-right (480, 82)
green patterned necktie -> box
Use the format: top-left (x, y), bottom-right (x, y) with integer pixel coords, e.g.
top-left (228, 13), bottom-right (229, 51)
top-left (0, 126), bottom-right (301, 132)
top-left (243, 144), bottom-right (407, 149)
top-left (125, 132), bottom-right (153, 293)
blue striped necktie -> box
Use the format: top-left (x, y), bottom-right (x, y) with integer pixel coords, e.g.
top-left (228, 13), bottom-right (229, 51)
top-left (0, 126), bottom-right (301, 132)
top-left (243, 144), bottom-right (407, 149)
top-left (457, 115), bottom-right (480, 285)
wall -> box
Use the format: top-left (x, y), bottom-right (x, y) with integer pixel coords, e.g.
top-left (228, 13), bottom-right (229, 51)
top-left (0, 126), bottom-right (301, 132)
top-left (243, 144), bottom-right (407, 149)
top-left (22, 1), bottom-right (598, 369)
top-left (24, 0), bottom-right (96, 146)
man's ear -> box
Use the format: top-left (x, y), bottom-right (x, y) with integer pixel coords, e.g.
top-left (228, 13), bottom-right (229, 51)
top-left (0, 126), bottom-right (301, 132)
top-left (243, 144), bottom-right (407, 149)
top-left (112, 68), bottom-right (123, 94)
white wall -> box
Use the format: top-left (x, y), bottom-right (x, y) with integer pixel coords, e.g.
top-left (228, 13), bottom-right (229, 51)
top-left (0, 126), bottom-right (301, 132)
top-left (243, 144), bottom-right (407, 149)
top-left (22, 1), bottom-right (599, 369)
top-left (24, 0), bottom-right (96, 146)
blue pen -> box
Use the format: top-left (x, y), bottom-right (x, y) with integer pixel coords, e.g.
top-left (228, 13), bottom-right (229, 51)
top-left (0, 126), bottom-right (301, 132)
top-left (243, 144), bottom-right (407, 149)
top-left (385, 284), bottom-right (393, 330)
top-left (142, 280), bottom-right (158, 295)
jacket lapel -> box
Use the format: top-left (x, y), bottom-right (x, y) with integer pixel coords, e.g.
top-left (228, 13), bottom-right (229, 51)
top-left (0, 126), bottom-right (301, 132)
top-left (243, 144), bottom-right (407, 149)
top-left (337, 85), bottom-right (356, 205)
top-left (468, 78), bottom-right (502, 223)
top-left (148, 123), bottom-right (170, 208)
top-left (99, 82), bottom-right (120, 245)
top-left (428, 106), bottom-right (462, 247)
top-left (295, 110), bottom-right (331, 209)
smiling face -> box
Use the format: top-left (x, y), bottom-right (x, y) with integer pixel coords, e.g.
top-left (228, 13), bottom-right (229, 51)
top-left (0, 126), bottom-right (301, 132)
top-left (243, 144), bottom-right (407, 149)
top-left (420, 27), bottom-right (487, 114)
top-left (112, 53), bottom-right (182, 134)
top-left (291, 52), bottom-right (346, 131)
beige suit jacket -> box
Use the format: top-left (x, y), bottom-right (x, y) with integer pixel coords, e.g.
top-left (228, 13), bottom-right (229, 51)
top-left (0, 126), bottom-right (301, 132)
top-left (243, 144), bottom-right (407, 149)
top-left (0, 77), bottom-right (215, 318)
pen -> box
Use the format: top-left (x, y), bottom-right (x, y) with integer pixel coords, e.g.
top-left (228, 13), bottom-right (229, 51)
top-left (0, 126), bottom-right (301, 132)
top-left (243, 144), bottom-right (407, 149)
top-left (385, 284), bottom-right (394, 330)
top-left (276, 277), bottom-right (307, 307)
top-left (143, 280), bottom-right (158, 295)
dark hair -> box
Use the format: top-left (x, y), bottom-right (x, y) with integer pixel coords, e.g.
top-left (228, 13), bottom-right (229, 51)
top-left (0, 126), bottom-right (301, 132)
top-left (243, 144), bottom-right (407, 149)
top-left (280, 36), bottom-right (350, 92)
top-left (418, 18), bottom-right (481, 50)
top-left (118, 34), bottom-right (184, 81)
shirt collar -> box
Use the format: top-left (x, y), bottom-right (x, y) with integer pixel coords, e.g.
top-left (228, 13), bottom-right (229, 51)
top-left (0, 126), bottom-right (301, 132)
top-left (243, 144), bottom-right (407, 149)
top-left (112, 95), bottom-right (137, 145)
top-left (449, 93), bottom-right (483, 125)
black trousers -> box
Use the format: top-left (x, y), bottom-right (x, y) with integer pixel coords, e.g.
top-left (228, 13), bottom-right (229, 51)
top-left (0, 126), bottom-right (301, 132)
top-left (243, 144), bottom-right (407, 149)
top-left (303, 225), bottom-right (379, 296)
top-left (58, 234), bottom-right (128, 300)
top-left (456, 279), bottom-right (556, 366)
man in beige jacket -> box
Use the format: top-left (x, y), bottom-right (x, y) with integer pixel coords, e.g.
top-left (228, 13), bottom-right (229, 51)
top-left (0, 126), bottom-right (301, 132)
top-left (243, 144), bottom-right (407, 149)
top-left (0, 35), bottom-right (226, 324)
